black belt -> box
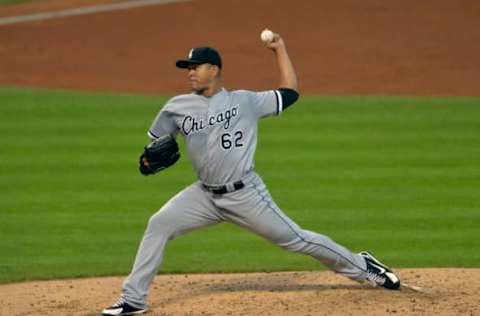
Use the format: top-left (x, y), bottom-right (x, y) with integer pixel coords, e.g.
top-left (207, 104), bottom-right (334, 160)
top-left (202, 180), bottom-right (245, 195)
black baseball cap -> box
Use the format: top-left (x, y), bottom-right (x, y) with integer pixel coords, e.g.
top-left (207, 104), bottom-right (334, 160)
top-left (176, 47), bottom-right (222, 69)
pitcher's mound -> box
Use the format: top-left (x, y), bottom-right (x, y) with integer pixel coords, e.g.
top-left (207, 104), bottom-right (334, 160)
top-left (1, 269), bottom-right (479, 315)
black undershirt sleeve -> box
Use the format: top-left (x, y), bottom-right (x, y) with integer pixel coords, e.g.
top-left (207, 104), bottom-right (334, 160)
top-left (278, 88), bottom-right (300, 111)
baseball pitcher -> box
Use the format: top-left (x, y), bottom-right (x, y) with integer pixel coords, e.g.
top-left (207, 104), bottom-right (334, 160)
top-left (102, 32), bottom-right (400, 316)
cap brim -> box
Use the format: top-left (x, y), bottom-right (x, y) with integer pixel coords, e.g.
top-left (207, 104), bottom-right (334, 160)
top-left (176, 59), bottom-right (203, 69)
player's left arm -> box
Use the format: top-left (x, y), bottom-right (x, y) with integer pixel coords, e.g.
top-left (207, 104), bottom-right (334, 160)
top-left (267, 32), bottom-right (299, 110)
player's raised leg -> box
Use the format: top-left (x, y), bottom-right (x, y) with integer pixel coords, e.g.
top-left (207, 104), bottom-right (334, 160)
top-left (214, 172), bottom-right (400, 288)
top-left (103, 182), bottom-right (223, 315)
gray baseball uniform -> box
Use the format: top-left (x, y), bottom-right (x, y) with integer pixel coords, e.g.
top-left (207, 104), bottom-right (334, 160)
top-left (121, 88), bottom-right (368, 309)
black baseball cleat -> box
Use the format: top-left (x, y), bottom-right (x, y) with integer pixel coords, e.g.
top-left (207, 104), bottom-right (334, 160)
top-left (102, 298), bottom-right (148, 315)
top-left (360, 251), bottom-right (401, 290)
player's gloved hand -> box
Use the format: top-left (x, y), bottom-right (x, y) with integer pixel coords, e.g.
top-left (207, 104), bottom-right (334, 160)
top-left (139, 134), bottom-right (180, 175)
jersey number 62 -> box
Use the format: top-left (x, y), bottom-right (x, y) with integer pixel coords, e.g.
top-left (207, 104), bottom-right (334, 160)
top-left (221, 131), bottom-right (243, 150)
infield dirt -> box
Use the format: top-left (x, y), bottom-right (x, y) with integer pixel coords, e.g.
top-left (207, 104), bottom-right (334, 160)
top-left (0, 1), bottom-right (479, 315)
top-left (1, 0), bottom-right (480, 96)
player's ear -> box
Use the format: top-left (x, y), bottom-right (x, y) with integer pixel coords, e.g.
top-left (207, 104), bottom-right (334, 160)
top-left (211, 65), bottom-right (221, 78)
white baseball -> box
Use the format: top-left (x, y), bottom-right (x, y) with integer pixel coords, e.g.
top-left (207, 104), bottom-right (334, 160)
top-left (260, 29), bottom-right (274, 43)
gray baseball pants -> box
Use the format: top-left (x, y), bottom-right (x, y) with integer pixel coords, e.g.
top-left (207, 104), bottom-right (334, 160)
top-left (122, 171), bottom-right (367, 308)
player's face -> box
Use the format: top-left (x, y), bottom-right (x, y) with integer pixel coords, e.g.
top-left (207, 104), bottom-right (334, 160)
top-left (187, 63), bottom-right (218, 93)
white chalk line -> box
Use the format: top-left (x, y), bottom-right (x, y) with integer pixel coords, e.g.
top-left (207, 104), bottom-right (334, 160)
top-left (0, 0), bottom-right (189, 26)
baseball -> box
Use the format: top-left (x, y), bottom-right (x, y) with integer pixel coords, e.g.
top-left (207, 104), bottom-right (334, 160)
top-left (260, 29), bottom-right (274, 43)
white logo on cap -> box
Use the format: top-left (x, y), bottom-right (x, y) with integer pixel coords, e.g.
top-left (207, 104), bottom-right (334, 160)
top-left (188, 49), bottom-right (194, 59)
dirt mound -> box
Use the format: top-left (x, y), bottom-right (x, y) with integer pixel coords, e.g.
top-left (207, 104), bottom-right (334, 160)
top-left (1, 269), bottom-right (478, 315)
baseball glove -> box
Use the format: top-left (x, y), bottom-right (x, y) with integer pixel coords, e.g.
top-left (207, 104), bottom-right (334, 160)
top-left (139, 134), bottom-right (180, 175)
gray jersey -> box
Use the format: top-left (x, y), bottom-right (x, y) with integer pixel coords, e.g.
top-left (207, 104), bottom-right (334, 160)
top-left (114, 46), bottom-right (397, 313)
top-left (148, 88), bottom-right (284, 185)
top-left (121, 87), bottom-right (373, 310)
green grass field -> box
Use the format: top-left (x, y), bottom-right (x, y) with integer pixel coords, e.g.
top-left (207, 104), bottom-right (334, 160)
top-left (0, 86), bottom-right (479, 284)
top-left (0, 0), bottom-right (36, 6)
